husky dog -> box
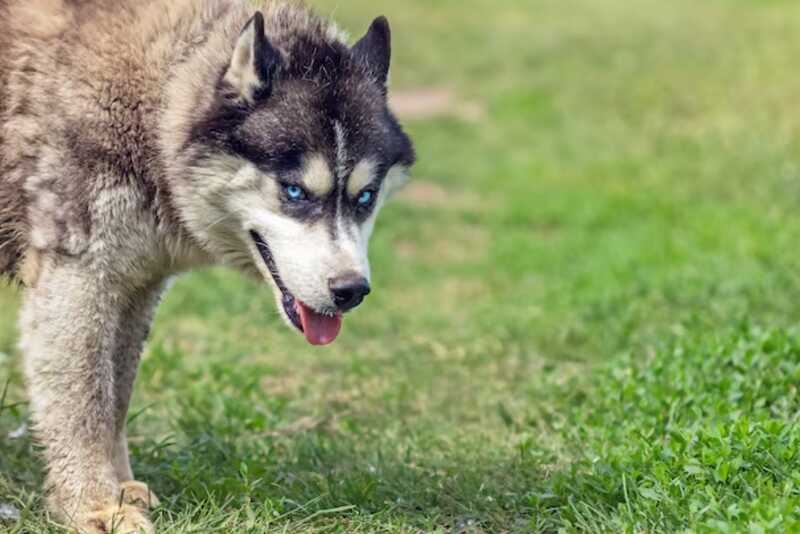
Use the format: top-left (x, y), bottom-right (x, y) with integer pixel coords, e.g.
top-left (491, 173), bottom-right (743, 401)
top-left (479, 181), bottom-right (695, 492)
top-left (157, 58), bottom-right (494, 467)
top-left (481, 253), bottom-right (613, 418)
top-left (0, 0), bottom-right (415, 531)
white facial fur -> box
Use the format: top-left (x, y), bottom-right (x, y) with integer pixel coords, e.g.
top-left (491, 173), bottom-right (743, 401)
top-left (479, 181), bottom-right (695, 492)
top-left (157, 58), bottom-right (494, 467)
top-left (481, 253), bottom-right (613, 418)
top-left (177, 154), bottom-right (408, 325)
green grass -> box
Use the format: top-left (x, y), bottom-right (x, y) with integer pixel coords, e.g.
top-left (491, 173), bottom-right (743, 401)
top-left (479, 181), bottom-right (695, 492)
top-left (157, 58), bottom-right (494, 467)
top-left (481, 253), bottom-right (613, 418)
top-left (4, 0), bottom-right (800, 531)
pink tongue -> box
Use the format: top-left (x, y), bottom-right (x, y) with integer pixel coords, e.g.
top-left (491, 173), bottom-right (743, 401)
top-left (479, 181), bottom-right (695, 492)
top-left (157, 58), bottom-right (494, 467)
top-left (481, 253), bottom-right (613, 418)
top-left (295, 301), bottom-right (342, 346)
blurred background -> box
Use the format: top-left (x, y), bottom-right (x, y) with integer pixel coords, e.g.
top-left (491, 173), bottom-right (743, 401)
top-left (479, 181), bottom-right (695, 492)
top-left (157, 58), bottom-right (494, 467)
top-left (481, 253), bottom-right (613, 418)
top-left (3, 0), bottom-right (800, 531)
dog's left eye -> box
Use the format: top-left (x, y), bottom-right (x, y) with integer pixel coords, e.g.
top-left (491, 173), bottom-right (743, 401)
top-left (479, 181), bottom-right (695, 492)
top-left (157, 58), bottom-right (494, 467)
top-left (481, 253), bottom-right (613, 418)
top-left (284, 184), bottom-right (307, 202)
top-left (357, 190), bottom-right (375, 207)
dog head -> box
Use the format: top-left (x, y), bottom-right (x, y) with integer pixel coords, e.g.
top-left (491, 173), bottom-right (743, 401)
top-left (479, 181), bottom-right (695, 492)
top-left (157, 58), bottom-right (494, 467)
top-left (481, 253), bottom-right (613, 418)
top-left (174, 10), bottom-right (415, 345)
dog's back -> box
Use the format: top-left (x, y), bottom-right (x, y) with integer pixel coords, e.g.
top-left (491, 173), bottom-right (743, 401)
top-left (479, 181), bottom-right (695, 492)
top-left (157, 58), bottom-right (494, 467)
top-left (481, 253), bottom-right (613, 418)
top-left (0, 0), bottom-right (27, 279)
top-left (0, 0), bottom-right (214, 281)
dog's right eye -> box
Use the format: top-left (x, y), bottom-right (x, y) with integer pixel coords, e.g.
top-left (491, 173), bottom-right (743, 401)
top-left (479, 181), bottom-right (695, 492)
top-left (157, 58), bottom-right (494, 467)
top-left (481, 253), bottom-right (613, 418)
top-left (283, 183), bottom-right (308, 202)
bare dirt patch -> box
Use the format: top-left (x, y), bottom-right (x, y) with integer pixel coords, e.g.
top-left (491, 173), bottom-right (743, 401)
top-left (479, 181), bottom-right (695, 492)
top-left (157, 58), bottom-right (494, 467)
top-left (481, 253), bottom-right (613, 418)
top-left (390, 87), bottom-right (484, 121)
top-left (396, 180), bottom-right (490, 212)
top-left (396, 181), bottom-right (449, 206)
top-left (394, 223), bottom-right (489, 265)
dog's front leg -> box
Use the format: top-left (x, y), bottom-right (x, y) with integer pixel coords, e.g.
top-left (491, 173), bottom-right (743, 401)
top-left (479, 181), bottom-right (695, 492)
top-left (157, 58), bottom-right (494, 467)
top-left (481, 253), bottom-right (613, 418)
top-left (112, 284), bottom-right (163, 510)
top-left (20, 259), bottom-right (155, 533)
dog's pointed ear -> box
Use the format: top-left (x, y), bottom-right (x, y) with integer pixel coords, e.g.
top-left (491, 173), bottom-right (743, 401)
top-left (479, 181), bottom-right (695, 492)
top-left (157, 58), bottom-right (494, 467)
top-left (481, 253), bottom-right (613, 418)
top-left (352, 16), bottom-right (391, 87)
top-left (223, 12), bottom-right (280, 104)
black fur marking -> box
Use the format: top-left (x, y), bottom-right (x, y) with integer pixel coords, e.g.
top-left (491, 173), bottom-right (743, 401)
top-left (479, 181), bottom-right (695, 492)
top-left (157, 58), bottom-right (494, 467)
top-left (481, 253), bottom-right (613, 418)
top-left (279, 185), bottom-right (334, 223)
top-left (249, 12), bottom-right (282, 102)
top-left (352, 17), bottom-right (391, 88)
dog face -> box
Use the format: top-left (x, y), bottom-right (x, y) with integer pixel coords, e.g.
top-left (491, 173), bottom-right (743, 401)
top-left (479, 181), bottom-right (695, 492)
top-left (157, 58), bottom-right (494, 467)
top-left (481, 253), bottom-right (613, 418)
top-left (179, 13), bottom-right (414, 345)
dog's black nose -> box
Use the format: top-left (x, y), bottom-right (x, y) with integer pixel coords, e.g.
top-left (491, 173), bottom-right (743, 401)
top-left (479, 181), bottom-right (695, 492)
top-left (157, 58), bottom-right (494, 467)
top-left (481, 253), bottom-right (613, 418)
top-left (329, 273), bottom-right (371, 312)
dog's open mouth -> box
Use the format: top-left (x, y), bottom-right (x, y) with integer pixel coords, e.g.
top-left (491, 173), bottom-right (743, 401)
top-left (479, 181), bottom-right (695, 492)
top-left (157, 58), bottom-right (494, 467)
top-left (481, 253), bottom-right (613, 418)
top-left (249, 231), bottom-right (342, 346)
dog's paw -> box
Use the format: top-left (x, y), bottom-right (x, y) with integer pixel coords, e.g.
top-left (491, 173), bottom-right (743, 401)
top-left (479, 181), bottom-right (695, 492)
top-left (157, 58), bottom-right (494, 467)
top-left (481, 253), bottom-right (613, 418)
top-left (120, 481), bottom-right (160, 509)
top-left (82, 504), bottom-right (154, 533)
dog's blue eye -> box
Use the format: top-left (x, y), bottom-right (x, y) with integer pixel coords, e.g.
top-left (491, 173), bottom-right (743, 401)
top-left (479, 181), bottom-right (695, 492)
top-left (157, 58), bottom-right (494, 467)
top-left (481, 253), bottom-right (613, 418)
top-left (357, 190), bottom-right (374, 207)
top-left (285, 184), bottom-right (306, 201)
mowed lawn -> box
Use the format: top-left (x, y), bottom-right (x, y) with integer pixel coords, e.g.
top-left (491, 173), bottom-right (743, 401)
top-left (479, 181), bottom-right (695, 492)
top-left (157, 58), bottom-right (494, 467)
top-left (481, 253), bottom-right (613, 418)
top-left (4, 0), bottom-right (800, 531)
